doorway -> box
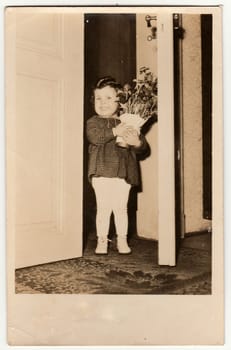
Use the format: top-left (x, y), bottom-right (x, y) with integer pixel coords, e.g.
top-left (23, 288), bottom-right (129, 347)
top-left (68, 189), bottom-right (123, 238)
top-left (83, 13), bottom-right (177, 266)
top-left (83, 13), bottom-right (137, 250)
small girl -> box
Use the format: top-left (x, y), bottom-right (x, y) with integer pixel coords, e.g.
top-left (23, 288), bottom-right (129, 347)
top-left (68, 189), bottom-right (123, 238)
top-left (86, 76), bottom-right (149, 255)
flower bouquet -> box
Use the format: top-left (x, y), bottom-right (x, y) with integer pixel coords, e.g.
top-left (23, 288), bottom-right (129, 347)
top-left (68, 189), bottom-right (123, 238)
top-left (116, 66), bottom-right (158, 147)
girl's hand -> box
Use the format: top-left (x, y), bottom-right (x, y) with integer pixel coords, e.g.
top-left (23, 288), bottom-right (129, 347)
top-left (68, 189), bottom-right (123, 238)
top-left (123, 129), bottom-right (142, 147)
top-left (113, 123), bottom-right (133, 137)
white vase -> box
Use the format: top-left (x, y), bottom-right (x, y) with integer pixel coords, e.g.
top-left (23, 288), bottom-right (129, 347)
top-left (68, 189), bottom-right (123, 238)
top-left (119, 113), bottom-right (147, 129)
top-left (116, 113), bottom-right (149, 147)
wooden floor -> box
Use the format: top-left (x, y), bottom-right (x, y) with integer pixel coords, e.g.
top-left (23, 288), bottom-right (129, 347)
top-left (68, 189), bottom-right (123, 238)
top-left (15, 231), bottom-right (211, 294)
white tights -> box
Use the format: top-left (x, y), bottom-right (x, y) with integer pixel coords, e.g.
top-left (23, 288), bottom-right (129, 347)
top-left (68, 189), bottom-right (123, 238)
top-left (92, 177), bottom-right (131, 238)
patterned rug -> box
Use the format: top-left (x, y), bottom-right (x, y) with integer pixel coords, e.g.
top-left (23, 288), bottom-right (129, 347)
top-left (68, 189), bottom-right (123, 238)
top-left (15, 233), bottom-right (211, 295)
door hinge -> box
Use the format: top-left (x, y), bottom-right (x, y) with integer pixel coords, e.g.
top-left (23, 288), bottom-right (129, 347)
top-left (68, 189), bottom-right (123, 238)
top-left (145, 15), bottom-right (157, 41)
top-left (173, 14), bottom-right (185, 39)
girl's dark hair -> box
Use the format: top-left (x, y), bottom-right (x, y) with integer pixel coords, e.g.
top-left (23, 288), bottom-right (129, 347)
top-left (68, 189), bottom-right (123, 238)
top-left (94, 76), bottom-right (122, 90)
top-left (91, 76), bottom-right (122, 104)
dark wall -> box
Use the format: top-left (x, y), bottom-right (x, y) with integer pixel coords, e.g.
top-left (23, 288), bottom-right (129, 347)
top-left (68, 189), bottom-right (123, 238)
top-left (83, 14), bottom-right (136, 241)
top-left (84, 14), bottom-right (136, 118)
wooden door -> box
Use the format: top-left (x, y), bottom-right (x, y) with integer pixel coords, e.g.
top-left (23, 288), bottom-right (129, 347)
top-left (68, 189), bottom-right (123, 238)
top-left (6, 8), bottom-right (84, 268)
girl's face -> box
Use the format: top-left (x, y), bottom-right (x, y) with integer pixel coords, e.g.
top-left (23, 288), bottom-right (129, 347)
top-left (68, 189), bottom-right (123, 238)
top-left (94, 86), bottom-right (118, 118)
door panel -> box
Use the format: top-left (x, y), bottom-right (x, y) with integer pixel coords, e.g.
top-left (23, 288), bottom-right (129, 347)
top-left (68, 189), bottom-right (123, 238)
top-left (7, 9), bottom-right (84, 268)
top-left (16, 74), bottom-right (60, 225)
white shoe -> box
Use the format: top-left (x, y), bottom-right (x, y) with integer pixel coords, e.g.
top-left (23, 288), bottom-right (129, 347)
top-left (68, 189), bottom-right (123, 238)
top-left (117, 236), bottom-right (131, 254)
top-left (95, 237), bottom-right (108, 255)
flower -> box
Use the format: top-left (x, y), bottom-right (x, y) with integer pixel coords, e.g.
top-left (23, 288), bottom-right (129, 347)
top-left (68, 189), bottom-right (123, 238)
top-left (117, 67), bottom-right (158, 121)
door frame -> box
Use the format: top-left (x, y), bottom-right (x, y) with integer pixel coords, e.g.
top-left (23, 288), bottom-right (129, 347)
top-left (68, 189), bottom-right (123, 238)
top-left (173, 13), bottom-right (185, 255)
top-left (158, 13), bottom-right (176, 266)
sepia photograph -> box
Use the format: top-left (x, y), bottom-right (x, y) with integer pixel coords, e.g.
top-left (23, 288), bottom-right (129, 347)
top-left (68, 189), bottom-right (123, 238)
top-left (5, 5), bottom-right (224, 346)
